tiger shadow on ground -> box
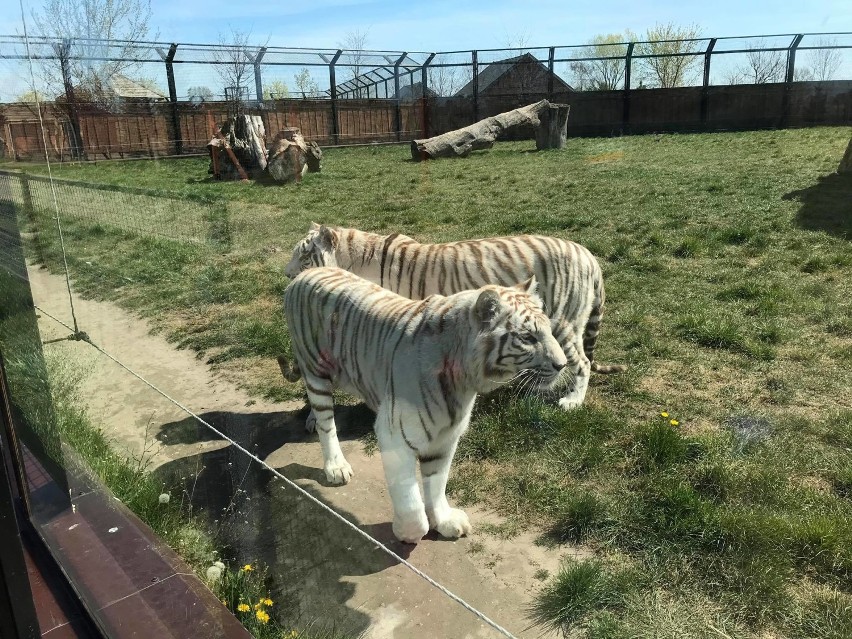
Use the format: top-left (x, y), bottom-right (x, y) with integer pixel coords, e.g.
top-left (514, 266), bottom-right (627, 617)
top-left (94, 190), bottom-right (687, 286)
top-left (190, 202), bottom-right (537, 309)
top-left (152, 403), bottom-right (421, 637)
top-left (785, 171), bottom-right (852, 239)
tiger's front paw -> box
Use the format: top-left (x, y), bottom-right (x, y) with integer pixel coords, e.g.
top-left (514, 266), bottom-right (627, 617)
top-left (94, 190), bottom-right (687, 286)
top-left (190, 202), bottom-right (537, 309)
top-left (392, 511), bottom-right (430, 544)
top-left (432, 508), bottom-right (472, 539)
top-left (323, 458), bottom-right (353, 485)
top-left (558, 396), bottom-right (583, 411)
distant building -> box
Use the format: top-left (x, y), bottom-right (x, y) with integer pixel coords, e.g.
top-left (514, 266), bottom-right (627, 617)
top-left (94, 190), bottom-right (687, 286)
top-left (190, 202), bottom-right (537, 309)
top-left (455, 53), bottom-right (573, 98)
top-left (393, 82), bottom-right (438, 101)
top-left (108, 75), bottom-right (167, 101)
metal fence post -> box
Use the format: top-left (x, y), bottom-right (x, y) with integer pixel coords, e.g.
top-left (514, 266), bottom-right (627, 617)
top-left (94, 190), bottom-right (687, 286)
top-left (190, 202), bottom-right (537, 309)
top-left (701, 38), bottom-right (717, 127)
top-left (623, 42), bottom-right (634, 134)
top-left (421, 53), bottom-right (436, 139)
top-left (328, 50), bottom-right (342, 144)
top-left (394, 53), bottom-right (407, 141)
top-left (472, 50), bottom-right (479, 123)
top-left (254, 46), bottom-right (267, 105)
top-left (163, 44), bottom-right (182, 155)
top-left (547, 46), bottom-right (556, 100)
top-left (782, 34), bottom-right (804, 128)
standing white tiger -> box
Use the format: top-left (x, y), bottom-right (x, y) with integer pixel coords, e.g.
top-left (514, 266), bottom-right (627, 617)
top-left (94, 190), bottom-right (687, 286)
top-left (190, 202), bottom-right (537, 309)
top-left (285, 224), bottom-right (624, 410)
top-left (283, 267), bottom-right (567, 543)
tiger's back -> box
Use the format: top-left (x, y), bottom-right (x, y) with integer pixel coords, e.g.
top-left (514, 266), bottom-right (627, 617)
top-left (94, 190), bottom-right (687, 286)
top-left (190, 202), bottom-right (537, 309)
top-left (286, 226), bottom-right (625, 409)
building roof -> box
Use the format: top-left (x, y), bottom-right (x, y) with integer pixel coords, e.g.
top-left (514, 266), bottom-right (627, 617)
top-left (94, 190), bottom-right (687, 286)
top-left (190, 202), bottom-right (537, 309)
top-left (455, 52), bottom-right (573, 97)
top-left (109, 74), bottom-right (167, 100)
top-left (394, 82), bottom-right (438, 100)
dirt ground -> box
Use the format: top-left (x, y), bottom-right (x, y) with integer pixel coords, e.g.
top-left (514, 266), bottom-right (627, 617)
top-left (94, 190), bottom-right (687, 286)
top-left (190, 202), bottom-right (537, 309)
top-left (29, 264), bottom-right (573, 639)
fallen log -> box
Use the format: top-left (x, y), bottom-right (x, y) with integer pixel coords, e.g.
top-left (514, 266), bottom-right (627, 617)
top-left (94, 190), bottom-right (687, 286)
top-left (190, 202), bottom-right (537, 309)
top-left (411, 99), bottom-right (569, 161)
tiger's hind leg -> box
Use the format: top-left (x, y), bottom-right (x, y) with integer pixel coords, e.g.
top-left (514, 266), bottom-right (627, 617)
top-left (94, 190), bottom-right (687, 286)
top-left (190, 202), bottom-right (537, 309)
top-left (303, 374), bottom-right (353, 485)
top-left (556, 334), bottom-right (592, 411)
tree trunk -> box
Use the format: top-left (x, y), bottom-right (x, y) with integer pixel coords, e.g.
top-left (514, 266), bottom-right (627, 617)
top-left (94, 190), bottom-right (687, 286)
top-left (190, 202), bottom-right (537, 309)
top-left (266, 128), bottom-right (323, 183)
top-left (535, 103), bottom-right (570, 150)
top-left (207, 114), bottom-right (266, 180)
top-left (410, 100), bottom-right (568, 160)
top-left (839, 138), bottom-right (852, 174)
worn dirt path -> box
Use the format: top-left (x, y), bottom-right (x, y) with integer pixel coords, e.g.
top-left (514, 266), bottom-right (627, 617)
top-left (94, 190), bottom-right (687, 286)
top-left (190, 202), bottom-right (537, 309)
top-left (29, 264), bottom-right (571, 639)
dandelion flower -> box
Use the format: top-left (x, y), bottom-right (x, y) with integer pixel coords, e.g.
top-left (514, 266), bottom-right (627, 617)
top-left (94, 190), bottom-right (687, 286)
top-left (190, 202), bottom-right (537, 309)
top-left (205, 565), bottom-right (223, 583)
top-left (255, 610), bottom-right (270, 624)
top-left (670, 419), bottom-right (679, 426)
top-left (661, 411), bottom-right (669, 418)
top-left (213, 561), bottom-right (225, 571)
top-left (158, 493), bottom-right (170, 504)
top-left (262, 598), bottom-right (273, 606)
top-left (237, 604), bottom-right (250, 612)
top-left (242, 564), bottom-right (253, 572)
top-left (254, 603), bottom-right (261, 610)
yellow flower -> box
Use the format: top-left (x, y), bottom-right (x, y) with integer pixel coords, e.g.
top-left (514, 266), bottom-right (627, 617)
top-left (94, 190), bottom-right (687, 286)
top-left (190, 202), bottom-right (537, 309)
top-left (661, 411), bottom-right (669, 418)
top-left (263, 598), bottom-right (273, 606)
top-left (221, 599), bottom-right (227, 606)
top-left (242, 564), bottom-right (253, 572)
top-left (255, 609), bottom-right (270, 624)
top-left (254, 603), bottom-right (262, 610)
top-left (237, 603), bottom-right (250, 612)
top-left (670, 419), bottom-right (679, 426)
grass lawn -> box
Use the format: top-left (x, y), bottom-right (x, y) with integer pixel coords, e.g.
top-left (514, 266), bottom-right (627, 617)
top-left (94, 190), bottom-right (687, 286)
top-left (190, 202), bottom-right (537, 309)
top-left (10, 126), bottom-right (852, 638)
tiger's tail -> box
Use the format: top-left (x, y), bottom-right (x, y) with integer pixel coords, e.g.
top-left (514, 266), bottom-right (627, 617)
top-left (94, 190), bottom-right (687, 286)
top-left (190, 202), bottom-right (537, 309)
top-left (277, 354), bottom-right (302, 382)
top-left (583, 272), bottom-right (628, 375)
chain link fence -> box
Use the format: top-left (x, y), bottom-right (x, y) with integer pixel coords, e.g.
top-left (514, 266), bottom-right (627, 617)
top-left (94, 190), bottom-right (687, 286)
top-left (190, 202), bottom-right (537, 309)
top-left (1, 32), bottom-right (851, 160)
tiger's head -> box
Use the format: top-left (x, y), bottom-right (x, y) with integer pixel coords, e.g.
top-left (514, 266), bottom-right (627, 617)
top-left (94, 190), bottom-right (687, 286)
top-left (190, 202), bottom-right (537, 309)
top-left (284, 222), bottom-right (339, 280)
top-left (469, 277), bottom-right (567, 393)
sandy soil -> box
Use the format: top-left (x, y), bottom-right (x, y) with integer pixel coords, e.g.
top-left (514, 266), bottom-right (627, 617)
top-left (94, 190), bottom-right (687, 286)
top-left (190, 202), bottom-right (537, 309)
top-left (29, 264), bottom-right (573, 639)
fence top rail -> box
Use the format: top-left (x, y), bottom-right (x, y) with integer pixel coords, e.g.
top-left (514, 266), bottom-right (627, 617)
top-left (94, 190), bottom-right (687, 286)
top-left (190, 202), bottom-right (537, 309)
top-left (2, 31), bottom-right (851, 61)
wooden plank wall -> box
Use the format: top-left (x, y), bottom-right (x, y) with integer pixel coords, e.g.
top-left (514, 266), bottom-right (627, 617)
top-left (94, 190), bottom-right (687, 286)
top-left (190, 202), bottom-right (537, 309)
top-left (2, 81), bottom-right (850, 161)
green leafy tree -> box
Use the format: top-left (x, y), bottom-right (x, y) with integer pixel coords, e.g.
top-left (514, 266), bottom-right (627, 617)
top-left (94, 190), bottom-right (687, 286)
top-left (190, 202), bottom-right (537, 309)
top-left (635, 22), bottom-right (703, 88)
top-left (294, 68), bottom-right (320, 98)
top-left (263, 79), bottom-right (290, 100)
top-left (570, 34), bottom-right (630, 91)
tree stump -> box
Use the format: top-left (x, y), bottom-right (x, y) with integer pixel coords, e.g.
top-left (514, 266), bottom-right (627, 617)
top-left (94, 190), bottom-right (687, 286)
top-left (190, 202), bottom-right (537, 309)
top-left (410, 100), bottom-right (569, 161)
top-left (535, 103), bottom-right (570, 150)
top-left (207, 114), bottom-right (266, 180)
top-left (840, 138), bottom-right (852, 174)
top-left (266, 128), bottom-right (323, 183)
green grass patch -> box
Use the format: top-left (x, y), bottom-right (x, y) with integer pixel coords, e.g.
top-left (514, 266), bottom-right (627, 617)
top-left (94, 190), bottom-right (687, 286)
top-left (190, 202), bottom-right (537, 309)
top-left (9, 127), bottom-right (852, 638)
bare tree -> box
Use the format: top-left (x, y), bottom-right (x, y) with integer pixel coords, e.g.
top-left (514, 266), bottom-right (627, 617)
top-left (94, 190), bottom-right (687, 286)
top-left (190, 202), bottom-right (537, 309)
top-left (635, 22), bottom-right (703, 88)
top-left (503, 31), bottom-right (539, 96)
top-left (30, 0), bottom-right (155, 156)
top-left (728, 40), bottom-right (785, 84)
top-left (798, 37), bottom-right (842, 81)
top-left (294, 68), bottom-right (320, 98)
top-left (428, 65), bottom-right (468, 97)
top-left (339, 28), bottom-right (370, 98)
top-left (570, 34), bottom-right (629, 91)
top-left (213, 28), bottom-right (266, 107)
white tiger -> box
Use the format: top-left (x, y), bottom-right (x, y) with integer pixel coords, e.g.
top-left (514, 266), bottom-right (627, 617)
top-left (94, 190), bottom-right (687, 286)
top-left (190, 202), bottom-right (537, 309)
top-left (284, 223), bottom-right (625, 410)
top-left (283, 267), bottom-right (567, 543)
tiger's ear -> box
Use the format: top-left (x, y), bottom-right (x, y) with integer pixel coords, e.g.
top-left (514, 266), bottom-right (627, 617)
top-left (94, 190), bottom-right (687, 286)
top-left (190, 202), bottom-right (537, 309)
top-left (514, 275), bottom-right (538, 296)
top-left (309, 221), bottom-right (321, 231)
top-left (473, 289), bottom-right (502, 326)
top-left (316, 225), bottom-right (339, 250)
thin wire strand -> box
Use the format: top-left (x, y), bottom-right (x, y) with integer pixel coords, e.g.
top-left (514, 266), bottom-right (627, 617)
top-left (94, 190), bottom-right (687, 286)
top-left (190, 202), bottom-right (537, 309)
top-left (33, 304), bottom-right (518, 639)
top-left (18, 1), bottom-right (79, 334)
